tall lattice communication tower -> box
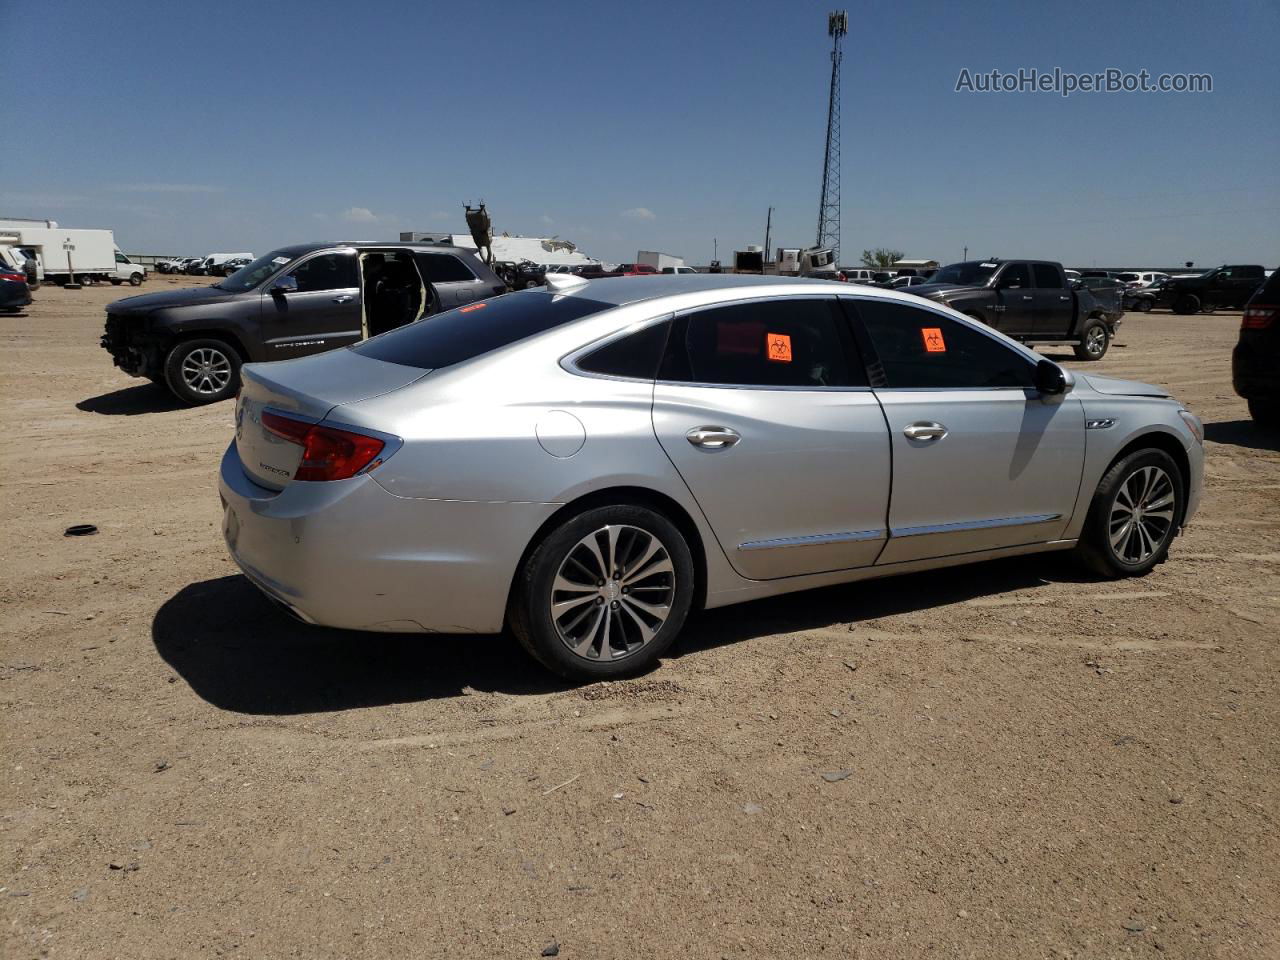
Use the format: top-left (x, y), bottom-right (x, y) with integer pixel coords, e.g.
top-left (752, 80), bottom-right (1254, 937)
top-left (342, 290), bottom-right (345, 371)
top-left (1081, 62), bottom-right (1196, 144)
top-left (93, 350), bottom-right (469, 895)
top-left (816, 10), bottom-right (847, 265)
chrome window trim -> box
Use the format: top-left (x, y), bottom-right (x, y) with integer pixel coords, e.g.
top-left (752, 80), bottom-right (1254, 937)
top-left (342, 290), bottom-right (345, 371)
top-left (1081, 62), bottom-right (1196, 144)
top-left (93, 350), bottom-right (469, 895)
top-left (738, 529), bottom-right (886, 552)
top-left (891, 513), bottom-right (1062, 539)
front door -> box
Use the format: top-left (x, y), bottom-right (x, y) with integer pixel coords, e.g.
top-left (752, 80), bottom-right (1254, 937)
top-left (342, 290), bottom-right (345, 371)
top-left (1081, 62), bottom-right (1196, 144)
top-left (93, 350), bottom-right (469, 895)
top-left (651, 296), bottom-right (891, 580)
top-left (259, 251), bottom-right (362, 359)
top-left (844, 297), bottom-right (1085, 565)
top-left (992, 261), bottom-right (1036, 335)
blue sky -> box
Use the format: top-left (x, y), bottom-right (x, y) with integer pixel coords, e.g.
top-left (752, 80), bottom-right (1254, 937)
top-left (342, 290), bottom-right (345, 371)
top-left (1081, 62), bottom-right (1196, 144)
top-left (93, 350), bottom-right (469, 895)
top-left (2, 0), bottom-right (1276, 267)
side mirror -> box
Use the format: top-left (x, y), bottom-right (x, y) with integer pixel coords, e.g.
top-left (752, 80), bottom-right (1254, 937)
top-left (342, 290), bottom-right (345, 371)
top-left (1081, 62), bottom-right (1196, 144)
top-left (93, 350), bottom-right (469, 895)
top-left (1035, 358), bottom-right (1068, 396)
top-left (271, 275), bottom-right (298, 295)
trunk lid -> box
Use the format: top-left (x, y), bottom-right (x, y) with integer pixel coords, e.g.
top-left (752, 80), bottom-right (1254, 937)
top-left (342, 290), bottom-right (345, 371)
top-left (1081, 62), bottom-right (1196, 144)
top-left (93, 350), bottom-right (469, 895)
top-left (235, 350), bottom-right (428, 490)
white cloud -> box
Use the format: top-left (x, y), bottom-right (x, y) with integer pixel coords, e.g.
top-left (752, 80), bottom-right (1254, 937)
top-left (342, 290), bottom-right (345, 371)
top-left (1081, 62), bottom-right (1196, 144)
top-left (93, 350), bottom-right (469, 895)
top-left (621, 207), bottom-right (656, 221)
top-left (113, 183), bottom-right (224, 194)
top-left (340, 206), bottom-right (379, 223)
top-left (540, 214), bottom-right (555, 226)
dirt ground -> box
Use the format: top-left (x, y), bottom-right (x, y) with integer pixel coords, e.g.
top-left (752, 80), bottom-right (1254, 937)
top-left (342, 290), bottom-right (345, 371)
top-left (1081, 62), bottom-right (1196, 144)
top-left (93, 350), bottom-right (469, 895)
top-left (2, 275), bottom-right (1277, 960)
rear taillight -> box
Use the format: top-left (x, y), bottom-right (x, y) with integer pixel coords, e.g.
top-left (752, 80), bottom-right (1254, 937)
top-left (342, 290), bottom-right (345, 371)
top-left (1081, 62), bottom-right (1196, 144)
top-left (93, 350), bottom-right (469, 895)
top-left (261, 411), bottom-right (385, 482)
top-left (0, 272), bottom-right (25, 283)
top-left (1242, 305), bottom-right (1276, 330)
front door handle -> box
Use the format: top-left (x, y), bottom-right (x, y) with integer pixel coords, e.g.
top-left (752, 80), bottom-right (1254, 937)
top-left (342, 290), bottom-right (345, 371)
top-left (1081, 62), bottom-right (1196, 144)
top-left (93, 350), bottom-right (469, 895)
top-left (1022, 295), bottom-right (1034, 301)
top-left (332, 295), bottom-right (354, 304)
top-left (903, 421), bottom-right (948, 441)
top-left (686, 426), bottom-right (740, 449)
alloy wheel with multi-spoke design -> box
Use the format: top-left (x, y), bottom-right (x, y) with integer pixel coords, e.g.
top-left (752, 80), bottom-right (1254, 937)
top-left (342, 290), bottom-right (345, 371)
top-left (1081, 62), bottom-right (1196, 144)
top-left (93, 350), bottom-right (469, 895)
top-left (1085, 325), bottom-right (1107, 356)
top-left (1108, 465), bottom-right (1176, 564)
top-left (181, 347), bottom-right (233, 396)
top-left (550, 524), bottom-right (675, 662)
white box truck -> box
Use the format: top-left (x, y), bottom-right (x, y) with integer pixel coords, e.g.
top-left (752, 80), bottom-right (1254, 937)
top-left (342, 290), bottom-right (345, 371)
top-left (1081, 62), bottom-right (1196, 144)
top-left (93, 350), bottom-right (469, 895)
top-left (0, 219), bottom-right (122, 285)
top-left (637, 250), bottom-right (686, 272)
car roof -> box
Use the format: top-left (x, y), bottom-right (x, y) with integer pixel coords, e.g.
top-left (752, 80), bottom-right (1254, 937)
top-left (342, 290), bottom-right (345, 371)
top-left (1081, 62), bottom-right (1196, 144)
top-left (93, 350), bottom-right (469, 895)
top-left (552, 273), bottom-right (936, 309)
top-left (270, 241), bottom-right (481, 259)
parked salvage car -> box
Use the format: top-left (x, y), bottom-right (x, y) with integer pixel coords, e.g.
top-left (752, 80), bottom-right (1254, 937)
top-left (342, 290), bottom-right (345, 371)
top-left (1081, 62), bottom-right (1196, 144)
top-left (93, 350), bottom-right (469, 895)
top-left (102, 241), bottom-right (506, 405)
top-left (907, 259), bottom-right (1119, 360)
top-left (1158, 264), bottom-right (1267, 314)
top-left (1076, 276), bottom-right (1125, 322)
top-left (219, 274), bottom-right (1204, 680)
top-left (0, 261), bottom-right (32, 312)
top-left (1232, 269), bottom-right (1280, 426)
top-left (1124, 278), bottom-right (1167, 313)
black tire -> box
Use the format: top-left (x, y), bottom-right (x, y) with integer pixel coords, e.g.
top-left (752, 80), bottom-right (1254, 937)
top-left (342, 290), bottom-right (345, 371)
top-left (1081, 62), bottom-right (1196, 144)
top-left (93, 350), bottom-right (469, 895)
top-left (1172, 294), bottom-right (1199, 315)
top-left (79, 274), bottom-right (95, 286)
top-left (110, 278), bottom-right (122, 285)
top-left (1135, 299), bottom-right (1152, 313)
top-left (508, 504), bottom-right (696, 681)
top-left (1076, 448), bottom-right (1184, 578)
top-left (1073, 318), bottom-right (1110, 360)
top-left (162, 338), bottom-right (241, 405)
top-left (1248, 398), bottom-right (1280, 428)
top-left (129, 273), bottom-right (143, 286)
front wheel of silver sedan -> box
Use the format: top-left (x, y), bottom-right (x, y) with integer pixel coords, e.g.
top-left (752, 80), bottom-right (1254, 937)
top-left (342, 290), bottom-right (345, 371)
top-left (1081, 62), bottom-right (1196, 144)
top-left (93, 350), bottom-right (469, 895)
top-left (1076, 448), bottom-right (1184, 578)
top-left (509, 505), bottom-right (695, 680)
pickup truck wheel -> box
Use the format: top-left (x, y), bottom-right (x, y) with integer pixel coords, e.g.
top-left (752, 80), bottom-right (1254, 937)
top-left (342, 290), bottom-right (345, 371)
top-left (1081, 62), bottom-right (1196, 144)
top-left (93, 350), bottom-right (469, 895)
top-left (1073, 319), bottom-right (1109, 361)
top-left (1172, 294), bottom-right (1199, 315)
top-left (163, 338), bottom-right (241, 406)
top-left (1248, 398), bottom-right (1280, 427)
top-left (1135, 299), bottom-right (1152, 313)
top-left (1076, 449), bottom-right (1183, 578)
top-left (129, 273), bottom-right (143, 286)
top-left (110, 278), bottom-right (122, 285)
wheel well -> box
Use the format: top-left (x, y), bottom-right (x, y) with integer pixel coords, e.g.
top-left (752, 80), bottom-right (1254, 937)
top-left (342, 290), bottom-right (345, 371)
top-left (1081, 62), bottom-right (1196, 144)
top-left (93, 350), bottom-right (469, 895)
top-left (506, 486), bottom-right (710, 616)
top-left (1107, 432), bottom-right (1192, 527)
top-left (166, 330), bottom-right (250, 364)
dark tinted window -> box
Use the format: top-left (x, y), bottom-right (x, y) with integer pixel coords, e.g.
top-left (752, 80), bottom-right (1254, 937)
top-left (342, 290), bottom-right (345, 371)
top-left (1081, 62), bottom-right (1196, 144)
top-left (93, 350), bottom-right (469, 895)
top-left (576, 320), bottom-right (670, 379)
top-left (659, 298), bottom-right (860, 388)
top-left (353, 291), bottom-right (615, 370)
top-left (852, 299), bottom-right (1034, 389)
top-left (291, 253), bottom-right (358, 292)
top-left (1254, 270), bottom-right (1280, 302)
top-left (997, 263), bottom-right (1031, 288)
top-left (1237, 265), bottom-right (1265, 279)
top-left (1032, 263), bottom-right (1063, 288)
top-left (417, 253), bottom-right (476, 283)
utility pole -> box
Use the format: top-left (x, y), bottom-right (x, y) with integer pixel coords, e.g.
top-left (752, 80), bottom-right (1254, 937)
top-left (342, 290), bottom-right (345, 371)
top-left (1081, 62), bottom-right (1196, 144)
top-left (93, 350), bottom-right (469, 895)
top-left (816, 10), bottom-right (847, 266)
top-left (963, 245), bottom-right (968, 261)
top-left (763, 207), bottom-right (773, 269)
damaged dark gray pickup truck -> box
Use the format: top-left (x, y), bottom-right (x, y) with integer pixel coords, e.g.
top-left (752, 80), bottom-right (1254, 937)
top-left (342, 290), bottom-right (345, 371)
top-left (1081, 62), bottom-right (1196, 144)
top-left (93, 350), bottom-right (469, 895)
top-left (102, 241), bottom-right (506, 404)
top-left (905, 259), bottom-right (1119, 361)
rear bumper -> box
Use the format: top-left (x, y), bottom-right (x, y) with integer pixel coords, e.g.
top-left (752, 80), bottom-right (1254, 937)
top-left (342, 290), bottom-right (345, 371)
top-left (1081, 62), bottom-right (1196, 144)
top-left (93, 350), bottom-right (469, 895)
top-left (0, 286), bottom-right (31, 309)
top-left (1232, 343), bottom-right (1279, 399)
top-left (218, 442), bottom-right (559, 634)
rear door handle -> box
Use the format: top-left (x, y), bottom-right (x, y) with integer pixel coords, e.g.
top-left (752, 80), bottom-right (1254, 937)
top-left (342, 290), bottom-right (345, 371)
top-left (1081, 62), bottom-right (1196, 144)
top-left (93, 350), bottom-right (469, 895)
top-left (903, 421), bottom-right (947, 441)
top-left (332, 295), bottom-right (354, 304)
top-left (1022, 295), bottom-right (1033, 301)
top-left (686, 426), bottom-right (740, 449)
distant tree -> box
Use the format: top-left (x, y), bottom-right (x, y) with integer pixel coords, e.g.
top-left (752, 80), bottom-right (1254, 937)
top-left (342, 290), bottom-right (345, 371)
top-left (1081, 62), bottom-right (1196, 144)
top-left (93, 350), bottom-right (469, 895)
top-left (861, 248), bottom-right (904, 270)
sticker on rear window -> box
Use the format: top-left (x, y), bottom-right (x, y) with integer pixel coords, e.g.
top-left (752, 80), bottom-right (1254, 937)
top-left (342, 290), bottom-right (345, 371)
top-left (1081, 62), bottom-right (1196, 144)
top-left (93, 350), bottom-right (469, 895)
top-left (272, 256), bottom-right (289, 265)
top-left (921, 327), bottom-right (946, 353)
top-left (766, 332), bottom-right (793, 362)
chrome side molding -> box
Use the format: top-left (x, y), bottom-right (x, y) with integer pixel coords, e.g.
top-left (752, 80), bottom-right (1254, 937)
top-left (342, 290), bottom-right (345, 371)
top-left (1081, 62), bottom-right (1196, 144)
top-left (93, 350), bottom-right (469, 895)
top-left (891, 513), bottom-right (1062, 539)
top-left (739, 529), bottom-right (886, 551)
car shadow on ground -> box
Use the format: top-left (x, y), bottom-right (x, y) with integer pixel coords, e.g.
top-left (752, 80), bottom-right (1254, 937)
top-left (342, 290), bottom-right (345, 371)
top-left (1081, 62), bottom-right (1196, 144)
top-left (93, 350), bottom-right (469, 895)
top-left (77, 382), bottom-right (187, 415)
top-left (1204, 419), bottom-right (1280, 452)
top-left (155, 555), bottom-right (1090, 715)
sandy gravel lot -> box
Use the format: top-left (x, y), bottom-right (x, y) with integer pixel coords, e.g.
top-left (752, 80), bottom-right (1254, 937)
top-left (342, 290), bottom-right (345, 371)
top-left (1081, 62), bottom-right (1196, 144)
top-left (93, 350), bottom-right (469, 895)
top-left (2, 276), bottom-right (1277, 959)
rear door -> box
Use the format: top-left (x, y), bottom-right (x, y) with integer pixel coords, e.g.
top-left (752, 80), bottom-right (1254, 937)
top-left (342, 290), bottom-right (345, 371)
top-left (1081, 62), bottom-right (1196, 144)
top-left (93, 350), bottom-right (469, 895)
top-left (651, 296), bottom-right (891, 580)
top-left (1029, 263), bottom-right (1073, 335)
top-left (993, 262), bottom-right (1035, 334)
top-left (258, 251), bottom-right (362, 359)
top-left (845, 297), bottom-right (1085, 564)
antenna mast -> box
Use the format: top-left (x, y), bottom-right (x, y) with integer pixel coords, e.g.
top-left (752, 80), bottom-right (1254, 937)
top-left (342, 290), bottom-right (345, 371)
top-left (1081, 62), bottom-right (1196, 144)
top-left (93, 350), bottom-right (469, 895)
top-left (816, 10), bottom-right (847, 266)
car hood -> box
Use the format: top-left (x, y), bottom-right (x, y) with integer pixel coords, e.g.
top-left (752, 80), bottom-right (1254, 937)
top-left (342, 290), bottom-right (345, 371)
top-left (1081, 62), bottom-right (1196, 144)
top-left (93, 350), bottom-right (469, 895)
top-left (1080, 374), bottom-right (1170, 398)
top-left (108, 286), bottom-right (239, 314)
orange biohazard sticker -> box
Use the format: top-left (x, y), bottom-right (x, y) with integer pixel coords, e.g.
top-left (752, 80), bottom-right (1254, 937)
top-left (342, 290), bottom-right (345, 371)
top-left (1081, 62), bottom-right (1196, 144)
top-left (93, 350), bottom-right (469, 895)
top-left (921, 327), bottom-right (946, 353)
top-left (459, 302), bottom-right (487, 313)
top-left (766, 332), bottom-right (793, 362)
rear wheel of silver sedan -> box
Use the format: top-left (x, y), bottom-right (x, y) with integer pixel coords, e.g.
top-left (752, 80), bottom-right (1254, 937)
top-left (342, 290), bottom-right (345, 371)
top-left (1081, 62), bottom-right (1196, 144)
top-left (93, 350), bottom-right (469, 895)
top-left (510, 505), bottom-right (695, 680)
top-left (1076, 449), bottom-right (1183, 578)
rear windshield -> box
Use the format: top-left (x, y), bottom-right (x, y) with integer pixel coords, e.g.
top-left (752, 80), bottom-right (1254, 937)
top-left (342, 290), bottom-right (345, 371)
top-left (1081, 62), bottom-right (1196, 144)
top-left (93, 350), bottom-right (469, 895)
top-left (352, 291), bottom-right (616, 369)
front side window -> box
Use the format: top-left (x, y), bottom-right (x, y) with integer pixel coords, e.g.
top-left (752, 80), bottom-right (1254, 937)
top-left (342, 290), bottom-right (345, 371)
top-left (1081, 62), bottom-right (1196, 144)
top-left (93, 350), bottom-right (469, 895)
top-left (997, 263), bottom-right (1031, 288)
top-left (115, 252), bottom-right (129, 264)
top-left (290, 253), bottom-right (358, 293)
top-left (417, 253), bottom-right (477, 283)
top-left (852, 299), bottom-right (1034, 389)
top-left (659, 298), bottom-right (860, 388)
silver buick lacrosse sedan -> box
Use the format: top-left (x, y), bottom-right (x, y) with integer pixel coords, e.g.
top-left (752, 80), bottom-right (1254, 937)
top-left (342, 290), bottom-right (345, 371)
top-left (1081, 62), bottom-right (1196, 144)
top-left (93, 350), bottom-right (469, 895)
top-left (220, 274), bottom-right (1203, 679)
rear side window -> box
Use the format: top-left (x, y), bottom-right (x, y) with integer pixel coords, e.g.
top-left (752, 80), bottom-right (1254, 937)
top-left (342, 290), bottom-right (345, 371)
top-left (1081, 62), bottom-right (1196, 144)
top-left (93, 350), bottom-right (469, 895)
top-left (353, 292), bottom-right (615, 370)
top-left (1032, 264), bottom-right (1063, 288)
top-left (659, 298), bottom-right (861, 388)
top-left (575, 320), bottom-right (670, 379)
top-left (417, 253), bottom-right (477, 283)
top-left (851, 299), bottom-right (1034, 389)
